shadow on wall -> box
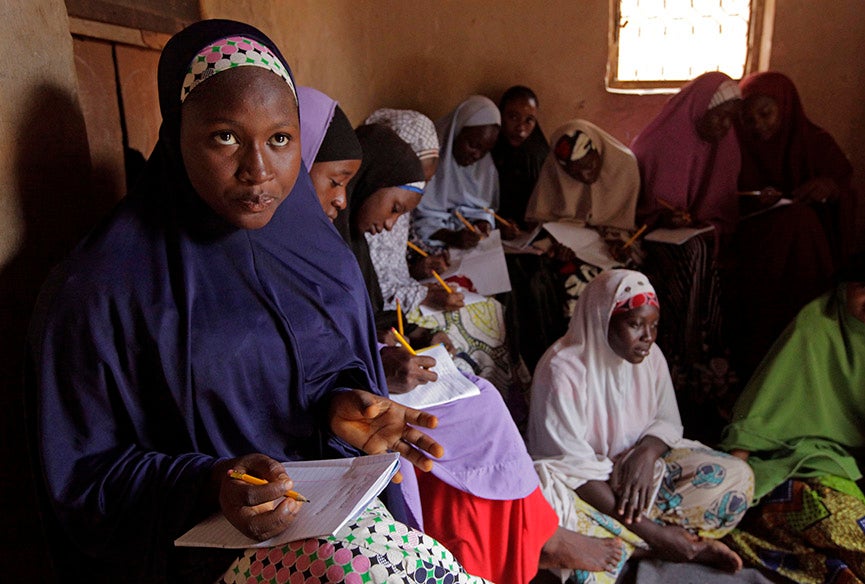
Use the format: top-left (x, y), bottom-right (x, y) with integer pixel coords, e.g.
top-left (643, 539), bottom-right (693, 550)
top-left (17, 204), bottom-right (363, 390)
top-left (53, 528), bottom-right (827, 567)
top-left (0, 83), bottom-right (115, 581)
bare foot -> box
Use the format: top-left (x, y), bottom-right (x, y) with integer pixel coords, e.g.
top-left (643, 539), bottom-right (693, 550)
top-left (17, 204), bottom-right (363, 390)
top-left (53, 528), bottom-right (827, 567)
top-left (694, 538), bottom-right (743, 573)
top-left (539, 527), bottom-right (623, 572)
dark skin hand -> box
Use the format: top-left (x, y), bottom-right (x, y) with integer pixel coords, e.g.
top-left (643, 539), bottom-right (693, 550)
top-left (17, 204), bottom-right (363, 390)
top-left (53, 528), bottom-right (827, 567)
top-left (576, 437), bottom-right (741, 570)
top-left (327, 389), bottom-right (444, 480)
top-left (422, 284), bottom-right (465, 311)
top-left (407, 327), bottom-right (456, 354)
top-left (212, 453), bottom-right (303, 542)
top-left (792, 177), bottom-right (840, 204)
top-left (498, 220), bottom-right (521, 241)
top-left (210, 390), bottom-right (445, 541)
top-left (609, 435), bottom-right (669, 524)
top-left (473, 220), bottom-right (492, 236)
top-left (660, 207), bottom-right (693, 228)
top-left (409, 251), bottom-right (450, 280)
top-left (739, 186), bottom-right (783, 214)
top-left (431, 227), bottom-right (481, 249)
top-left (380, 345), bottom-right (437, 394)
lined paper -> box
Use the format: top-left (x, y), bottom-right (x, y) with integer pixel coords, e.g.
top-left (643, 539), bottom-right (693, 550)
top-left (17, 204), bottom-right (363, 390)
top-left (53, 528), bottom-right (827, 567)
top-left (174, 453), bottom-right (399, 549)
top-left (388, 343), bottom-right (480, 409)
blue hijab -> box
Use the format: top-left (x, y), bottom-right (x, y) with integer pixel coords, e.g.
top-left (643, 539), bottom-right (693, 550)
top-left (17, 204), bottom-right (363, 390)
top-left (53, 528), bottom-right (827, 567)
top-left (31, 19), bottom-right (399, 578)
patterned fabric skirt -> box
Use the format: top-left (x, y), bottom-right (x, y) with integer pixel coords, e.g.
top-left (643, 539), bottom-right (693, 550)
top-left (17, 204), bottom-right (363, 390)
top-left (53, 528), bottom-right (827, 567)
top-left (539, 447), bottom-right (753, 584)
top-left (219, 499), bottom-right (489, 584)
top-left (410, 299), bottom-right (531, 425)
top-left (726, 476), bottom-right (865, 583)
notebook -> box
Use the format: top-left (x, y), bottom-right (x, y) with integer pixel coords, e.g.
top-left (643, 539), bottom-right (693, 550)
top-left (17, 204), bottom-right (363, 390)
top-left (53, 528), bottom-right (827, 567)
top-left (174, 453), bottom-right (400, 549)
top-left (387, 343), bottom-right (481, 409)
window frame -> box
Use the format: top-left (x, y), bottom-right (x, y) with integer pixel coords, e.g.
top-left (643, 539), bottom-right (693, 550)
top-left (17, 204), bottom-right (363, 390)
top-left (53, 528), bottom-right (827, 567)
top-left (606, 0), bottom-right (775, 94)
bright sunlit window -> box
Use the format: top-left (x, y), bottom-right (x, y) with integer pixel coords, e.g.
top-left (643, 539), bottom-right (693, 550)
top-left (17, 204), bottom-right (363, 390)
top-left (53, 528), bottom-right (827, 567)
top-left (608, 0), bottom-right (772, 93)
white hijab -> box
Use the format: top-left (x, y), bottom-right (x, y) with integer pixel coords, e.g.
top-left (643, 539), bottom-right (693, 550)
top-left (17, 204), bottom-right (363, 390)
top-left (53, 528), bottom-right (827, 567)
top-left (528, 270), bottom-right (685, 493)
top-left (525, 119), bottom-right (640, 229)
top-left (413, 95), bottom-right (501, 242)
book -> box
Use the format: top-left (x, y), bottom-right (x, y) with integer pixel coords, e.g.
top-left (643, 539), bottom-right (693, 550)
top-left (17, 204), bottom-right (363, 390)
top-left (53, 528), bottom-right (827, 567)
top-left (174, 453), bottom-right (400, 549)
top-left (643, 225), bottom-right (715, 245)
top-left (387, 343), bottom-right (481, 409)
top-left (501, 223), bottom-right (543, 250)
top-left (541, 221), bottom-right (623, 270)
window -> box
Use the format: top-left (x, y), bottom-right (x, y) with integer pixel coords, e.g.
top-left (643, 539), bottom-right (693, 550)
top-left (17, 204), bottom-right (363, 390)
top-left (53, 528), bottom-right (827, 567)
top-left (607, 0), bottom-right (774, 93)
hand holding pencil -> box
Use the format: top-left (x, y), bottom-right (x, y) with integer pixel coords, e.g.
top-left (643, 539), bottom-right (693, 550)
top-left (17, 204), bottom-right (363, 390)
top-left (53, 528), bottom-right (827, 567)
top-left (215, 453), bottom-right (305, 542)
top-left (657, 198), bottom-right (693, 227)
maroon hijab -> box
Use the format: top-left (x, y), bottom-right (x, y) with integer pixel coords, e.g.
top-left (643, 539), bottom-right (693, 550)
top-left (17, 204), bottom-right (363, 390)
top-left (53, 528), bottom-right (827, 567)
top-left (631, 71), bottom-right (741, 234)
top-left (737, 71), bottom-right (853, 195)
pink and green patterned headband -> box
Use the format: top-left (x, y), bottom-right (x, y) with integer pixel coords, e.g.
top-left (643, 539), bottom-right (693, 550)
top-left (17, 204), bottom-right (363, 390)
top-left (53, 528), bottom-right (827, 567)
top-left (181, 36), bottom-right (296, 103)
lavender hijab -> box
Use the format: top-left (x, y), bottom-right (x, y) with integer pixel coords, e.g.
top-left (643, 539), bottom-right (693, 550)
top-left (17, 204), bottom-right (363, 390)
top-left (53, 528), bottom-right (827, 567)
top-left (298, 85), bottom-right (338, 167)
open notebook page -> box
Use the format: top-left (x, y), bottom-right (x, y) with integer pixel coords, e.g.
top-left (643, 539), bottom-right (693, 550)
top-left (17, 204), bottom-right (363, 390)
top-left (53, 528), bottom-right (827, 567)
top-left (387, 343), bottom-right (480, 409)
top-left (174, 453), bottom-right (400, 549)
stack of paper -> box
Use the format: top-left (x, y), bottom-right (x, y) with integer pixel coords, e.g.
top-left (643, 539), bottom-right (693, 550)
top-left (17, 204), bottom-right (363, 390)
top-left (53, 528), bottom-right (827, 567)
top-left (174, 453), bottom-right (400, 549)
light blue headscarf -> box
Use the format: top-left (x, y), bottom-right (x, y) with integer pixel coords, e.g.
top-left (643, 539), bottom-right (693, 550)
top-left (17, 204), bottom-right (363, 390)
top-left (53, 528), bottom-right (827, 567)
top-left (412, 95), bottom-right (501, 243)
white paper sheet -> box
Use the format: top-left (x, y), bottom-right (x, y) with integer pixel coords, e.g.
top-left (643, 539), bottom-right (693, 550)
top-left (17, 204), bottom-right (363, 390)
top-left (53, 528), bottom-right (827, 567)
top-left (418, 288), bottom-right (487, 317)
top-left (387, 343), bottom-right (481, 408)
top-left (433, 229), bottom-right (512, 295)
top-left (542, 222), bottom-right (622, 270)
top-left (174, 453), bottom-right (400, 549)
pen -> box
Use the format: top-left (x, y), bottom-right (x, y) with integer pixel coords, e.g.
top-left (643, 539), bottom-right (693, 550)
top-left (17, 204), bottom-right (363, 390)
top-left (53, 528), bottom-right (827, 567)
top-left (431, 270), bottom-right (453, 294)
top-left (227, 469), bottom-right (310, 502)
top-left (485, 207), bottom-right (514, 229)
top-left (396, 297), bottom-right (404, 336)
top-left (406, 240), bottom-right (429, 257)
top-left (390, 327), bottom-right (418, 355)
top-left (622, 224), bottom-right (648, 249)
top-left (454, 210), bottom-right (478, 234)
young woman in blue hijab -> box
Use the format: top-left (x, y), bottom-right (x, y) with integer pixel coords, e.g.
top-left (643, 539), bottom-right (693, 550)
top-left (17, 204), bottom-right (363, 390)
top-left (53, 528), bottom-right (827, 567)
top-left (29, 19), bottom-right (484, 584)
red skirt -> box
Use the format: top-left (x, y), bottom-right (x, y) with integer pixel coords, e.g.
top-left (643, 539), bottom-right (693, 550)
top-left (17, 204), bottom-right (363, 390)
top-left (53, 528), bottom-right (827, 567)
top-left (416, 470), bottom-right (559, 584)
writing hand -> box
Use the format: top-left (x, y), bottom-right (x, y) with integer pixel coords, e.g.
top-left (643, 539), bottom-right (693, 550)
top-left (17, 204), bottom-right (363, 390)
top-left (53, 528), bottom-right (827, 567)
top-left (423, 285), bottom-right (465, 311)
top-left (380, 346), bottom-right (437, 394)
top-left (214, 453), bottom-right (302, 541)
top-left (409, 253), bottom-right (450, 280)
top-left (499, 221), bottom-right (521, 241)
top-left (473, 220), bottom-right (492, 236)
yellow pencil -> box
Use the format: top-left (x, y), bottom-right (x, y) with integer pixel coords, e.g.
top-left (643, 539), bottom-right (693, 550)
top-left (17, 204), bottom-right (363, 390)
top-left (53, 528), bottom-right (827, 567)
top-left (622, 223), bottom-right (648, 249)
top-left (657, 197), bottom-right (691, 222)
top-left (228, 469), bottom-right (310, 502)
top-left (396, 298), bottom-right (404, 336)
top-left (485, 207), bottom-right (514, 229)
top-left (390, 327), bottom-right (418, 355)
top-left (406, 240), bottom-right (429, 257)
top-left (431, 270), bottom-right (453, 294)
top-left (657, 197), bottom-right (674, 210)
top-left (454, 210), bottom-right (478, 233)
